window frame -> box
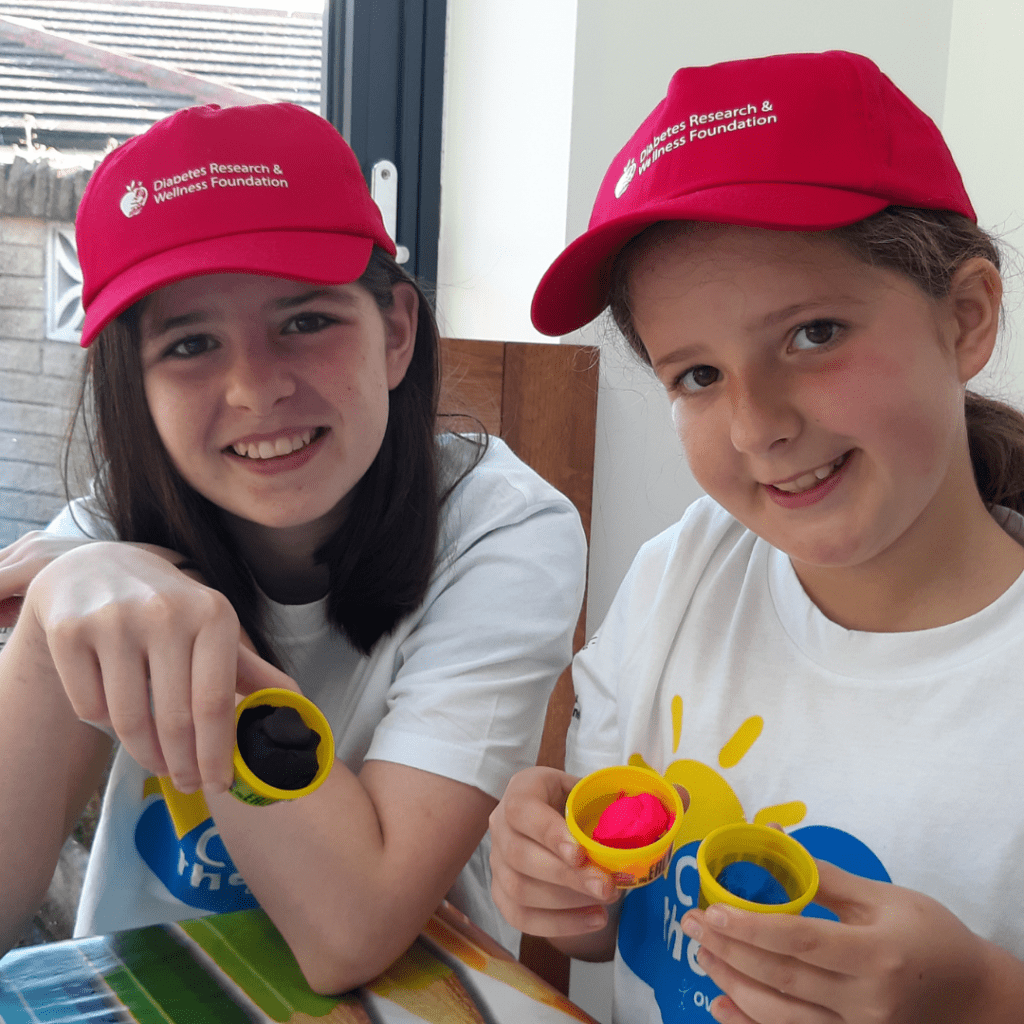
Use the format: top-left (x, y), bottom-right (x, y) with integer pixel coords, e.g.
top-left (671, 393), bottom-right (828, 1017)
top-left (323, 0), bottom-right (447, 287)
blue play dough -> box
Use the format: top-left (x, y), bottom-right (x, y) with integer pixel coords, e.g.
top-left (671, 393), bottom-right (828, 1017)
top-left (716, 861), bottom-right (790, 905)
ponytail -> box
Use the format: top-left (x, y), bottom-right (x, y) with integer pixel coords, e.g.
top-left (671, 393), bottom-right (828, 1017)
top-left (966, 392), bottom-right (1024, 514)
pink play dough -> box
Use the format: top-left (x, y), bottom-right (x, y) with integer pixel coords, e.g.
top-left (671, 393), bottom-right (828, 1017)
top-left (591, 790), bottom-right (674, 849)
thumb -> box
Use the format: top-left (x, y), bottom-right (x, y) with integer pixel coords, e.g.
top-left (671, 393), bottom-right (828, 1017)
top-left (811, 858), bottom-right (882, 921)
top-left (235, 642), bottom-right (302, 697)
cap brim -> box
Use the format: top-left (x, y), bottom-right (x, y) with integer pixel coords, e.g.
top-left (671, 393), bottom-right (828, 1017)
top-left (81, 230), bottom-right (376, 347)
top-left (530, 183), bottom-right (891, 337)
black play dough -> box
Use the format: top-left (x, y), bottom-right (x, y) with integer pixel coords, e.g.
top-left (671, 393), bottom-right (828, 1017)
top-left (237, 704), bottom-right (321, 790)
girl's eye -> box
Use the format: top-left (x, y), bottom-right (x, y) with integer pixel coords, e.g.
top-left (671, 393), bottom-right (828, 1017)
top-left (792, 320), bottom-right (841, 350)
top-left (166, 334), bottom-right (216, 359)
top-left (678, 365), bottom-right (720, 393)
top-left (283, 313), bottom-right (337, 334)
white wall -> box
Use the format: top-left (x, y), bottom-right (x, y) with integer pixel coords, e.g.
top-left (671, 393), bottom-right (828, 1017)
top-left (943, 0), bottom-right (1024, 401)
top-left (434, 0), bottom-right (577, 343)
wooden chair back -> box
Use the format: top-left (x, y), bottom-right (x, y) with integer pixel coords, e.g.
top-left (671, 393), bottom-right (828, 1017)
top-left (438, 337), bottom-right (599, 993)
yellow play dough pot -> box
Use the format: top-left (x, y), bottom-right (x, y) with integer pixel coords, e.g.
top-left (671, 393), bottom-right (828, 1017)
top-left (566, 765), bottom-right (685, 889)
top-left (230, 688), bottom-right (335, 807)
top-left (697, 822), bottom-right (819, 915)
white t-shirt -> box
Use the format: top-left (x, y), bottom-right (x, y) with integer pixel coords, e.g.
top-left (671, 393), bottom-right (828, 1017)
top-left (567, 496), bottom-right (1024, 1024)
top-left (46, 437), bottom-right (587, 954)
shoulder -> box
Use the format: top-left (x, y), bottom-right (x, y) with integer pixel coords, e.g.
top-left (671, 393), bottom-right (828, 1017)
top-left (622, 494), bottom-right (752, 601)
top-left (436, 434), bottom-right (585, 558)
top-left (584, 496), bottom-right (754, 670)
top-left (44, 493), bottom-right (116, 540)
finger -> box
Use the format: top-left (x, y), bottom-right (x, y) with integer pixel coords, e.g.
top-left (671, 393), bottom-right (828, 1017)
top-left (99, 648), bottom-right (168, 776)
top-left (490, 838), bottom-right (613, 936)
top-left (493, 818), bottom-right (617, 906)
top-left (492, 884), bottom-right (611, 938)
top-left (688, 910), bottom-right (845, 1010)
top-left (190, 616), bottom-right (242, 793)
top-left (47, 621), bottom-right (113, 727)
top-left (0, 556), bottom-right (37, 598)
top-left (692, 904), bottom-right (853, 975)
top-left (502, 768), bottom-right (584, 863)
top-left (148, 636), bottom-right (201, 793)
top-left (695, 945), bottom-right (837, 1024)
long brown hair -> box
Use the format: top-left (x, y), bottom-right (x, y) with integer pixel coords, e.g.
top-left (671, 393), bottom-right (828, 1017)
top-left (607, 206), bottom-right (1024, 514)
top-left (65, 249), bottom-right (483, 663)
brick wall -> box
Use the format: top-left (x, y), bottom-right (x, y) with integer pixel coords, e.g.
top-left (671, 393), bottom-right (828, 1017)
top-left (0, 216), bottom-right (87, 546)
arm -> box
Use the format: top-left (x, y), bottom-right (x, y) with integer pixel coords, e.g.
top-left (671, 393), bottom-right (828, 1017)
top-left (205, 490), bottom-right (589, 992)
top-left (683, 859), bottom-right (1024, 1024)
top-left (207, 760), bottom-right (497, 993)
top-left (7, 478), bottom-right (587, 991)
top-left (0, 612), bottom-right (112, 952)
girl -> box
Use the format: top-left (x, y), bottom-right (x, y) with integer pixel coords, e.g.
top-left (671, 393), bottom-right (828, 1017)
top-left (489, 51), bottom-right (1024, 1023)
top-left (0, 102), bottom-right (587, 991)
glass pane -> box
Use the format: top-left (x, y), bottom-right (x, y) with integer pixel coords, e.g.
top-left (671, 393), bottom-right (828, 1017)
top-left (0, 0), bottom-right (325, 545)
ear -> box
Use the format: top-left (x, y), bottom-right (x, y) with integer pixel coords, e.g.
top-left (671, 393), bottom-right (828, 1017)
top-left (948, 257), bottom-right (1002, 383)
top-left (383, 281), bottom-right (419, 389)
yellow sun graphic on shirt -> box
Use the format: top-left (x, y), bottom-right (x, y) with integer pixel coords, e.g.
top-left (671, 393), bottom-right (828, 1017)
top-left (629, 695), bottom-right (807, 844)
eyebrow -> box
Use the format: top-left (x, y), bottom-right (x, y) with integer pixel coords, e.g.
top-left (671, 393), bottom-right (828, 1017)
top-left (757, 297), bottom-right (866, 328)
top-left (271, 287), bottom-right (358, 311)
top-left (146, 309), bottom-right (208, 338)
top-left (145, 287), bottom-right (358, 339)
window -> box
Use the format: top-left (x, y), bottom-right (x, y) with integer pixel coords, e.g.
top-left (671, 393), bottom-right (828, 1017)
top-left (45, 224), bottom-right (83, 344)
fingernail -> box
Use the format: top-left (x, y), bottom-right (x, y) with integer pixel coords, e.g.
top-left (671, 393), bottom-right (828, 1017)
top-left (681, 915), bottom-right (702, 940)
top-left (705, 905), bottom-right (728, 928)
top-left (560, 842), bottom-right (582, 865)
top-left (587, 878), bottom-right (610, 900)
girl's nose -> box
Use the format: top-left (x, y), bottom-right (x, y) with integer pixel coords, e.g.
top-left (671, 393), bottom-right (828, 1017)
top-left (728, 371), bottom-right (801, 455)
top-left (223, 342), bottom-right (296, 413)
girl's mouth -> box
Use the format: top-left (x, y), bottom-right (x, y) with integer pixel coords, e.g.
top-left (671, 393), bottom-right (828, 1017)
top-left (765, 450), bottom-right (853, 508)
top-left (770, 451), bottom-right (851, 494)
top-left (227, 427), bottom-right (327, 461)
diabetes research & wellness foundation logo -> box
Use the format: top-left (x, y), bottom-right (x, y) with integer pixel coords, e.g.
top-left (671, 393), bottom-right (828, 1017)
top-left (614, 99), bottom-right (779, 201)
top-left (119, 180), bottom-right (148, 217)
top-left (116, 161), bottom-right (291, 219)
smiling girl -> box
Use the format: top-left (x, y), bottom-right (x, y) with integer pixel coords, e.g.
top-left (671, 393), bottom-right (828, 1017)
top-left (0, 103), bottom-right (587, 990)
top-left (489, 52), bottom-right (1024, 1023)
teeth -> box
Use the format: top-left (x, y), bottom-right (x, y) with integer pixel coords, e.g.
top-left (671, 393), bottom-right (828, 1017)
top-left (774, 455), bottom-right (845, 493)
top-left (231, 430), bottom-right (318, 460)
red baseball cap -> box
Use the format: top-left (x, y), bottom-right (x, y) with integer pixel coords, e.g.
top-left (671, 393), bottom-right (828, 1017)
top-left (76, 102), bottom-right (396, 348)
top-left (531, 51), bottom-right (976, 337)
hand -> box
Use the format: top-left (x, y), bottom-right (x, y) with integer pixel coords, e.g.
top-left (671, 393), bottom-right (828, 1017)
top-left (489, 766), bottom-right (619, 940)
top-left (21, 542), bottom-right (294, 794)
top-left (682, 859), bottom-right (1012, 1024)
top-left (0, 533), bottom-right (192, 627)
top-left (0, 532), bottom-right (104, 626)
